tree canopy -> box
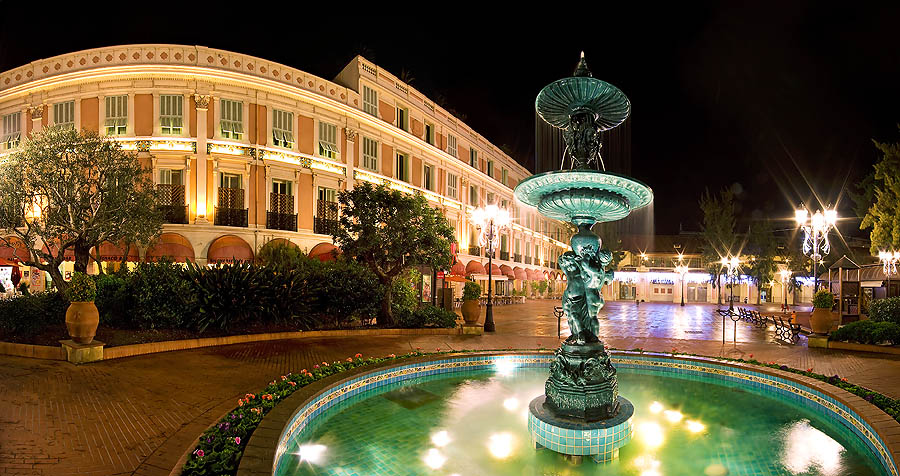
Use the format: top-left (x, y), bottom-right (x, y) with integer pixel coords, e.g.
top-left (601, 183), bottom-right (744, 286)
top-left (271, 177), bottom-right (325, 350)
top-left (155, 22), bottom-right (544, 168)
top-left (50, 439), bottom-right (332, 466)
top-left (332, 182), bottom-right (454, 325)
top-left (699, 187), bottom-right (736, 304)
top-left (859, 137), bottom-right (900, 254)
top-left (0, 127), bottom-right (162, 291)
top-left (745, 220), bottom-right (779, 304)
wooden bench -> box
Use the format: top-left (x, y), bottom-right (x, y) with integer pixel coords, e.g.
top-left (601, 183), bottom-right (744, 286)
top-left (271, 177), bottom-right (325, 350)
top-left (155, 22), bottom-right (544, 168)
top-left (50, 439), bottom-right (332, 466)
top-left (771, 315), bottom-right (801, 343)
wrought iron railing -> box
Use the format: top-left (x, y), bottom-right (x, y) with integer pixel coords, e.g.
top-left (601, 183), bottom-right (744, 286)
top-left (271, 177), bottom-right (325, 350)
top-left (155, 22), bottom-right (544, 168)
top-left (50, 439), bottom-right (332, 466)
top-left (267, 212), bottom-right (297, 231)
top-left (514, 253), bottom-right (522, 263)
top-left (215, 207), bottom-right (248, 227)
top-left (500, 251), bottom-right (510, 261)
top-left (159, 205), bottom-right (188, 224)
top-left (525, 256), bottom-right (532, 265)
top-left (314, 199), bottom-right (339, 236)
top-left (157, 184), bottom-right (188, 224)
top-left (468, 246), bottom-right (480, 256)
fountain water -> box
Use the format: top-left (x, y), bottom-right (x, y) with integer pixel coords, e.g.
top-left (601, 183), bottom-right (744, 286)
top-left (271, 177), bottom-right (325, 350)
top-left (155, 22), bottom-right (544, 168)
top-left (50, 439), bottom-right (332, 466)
top-left (514, 52), bottom-right (654, 463)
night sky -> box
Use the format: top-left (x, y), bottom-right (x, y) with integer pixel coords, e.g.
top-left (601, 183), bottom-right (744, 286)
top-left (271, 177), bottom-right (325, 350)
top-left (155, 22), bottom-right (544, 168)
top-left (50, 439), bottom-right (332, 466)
top-left (2, 3), bottom-right (898, 236)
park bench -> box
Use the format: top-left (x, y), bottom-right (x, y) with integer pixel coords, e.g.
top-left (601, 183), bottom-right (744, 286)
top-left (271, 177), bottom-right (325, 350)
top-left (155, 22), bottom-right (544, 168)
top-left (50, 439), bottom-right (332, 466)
top-left (771, 315), bottom-right (801, 343)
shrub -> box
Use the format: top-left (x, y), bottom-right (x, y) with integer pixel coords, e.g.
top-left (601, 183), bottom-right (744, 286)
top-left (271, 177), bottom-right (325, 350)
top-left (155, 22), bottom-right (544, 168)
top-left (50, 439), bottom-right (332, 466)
top-left (391, 270), bottom-right (421, 323)
top-left (812, 289), bottom-right (835, 309)
top-left (0, 291), bottom-right (67, 340)
top-left (94, 274), bottom-right (130, 326)
top-left (831, 320), bottom-right (900, 345)
top-left (462, 281), bottom-right (481, 301)
top-left (256, 240), bottom-right (306, 272)
top-left (66, 272), bottom-right (96, 302)
top-left (396, 304), bottom-right (457, 328)
top-left (308, 259), bottom-right (381, 328)
top-left (128, 259), bottom-right (197, 329)
top-left (869, 296), bottom-right (900, 325)
top-left (184, 262), bottom-right (268, 332)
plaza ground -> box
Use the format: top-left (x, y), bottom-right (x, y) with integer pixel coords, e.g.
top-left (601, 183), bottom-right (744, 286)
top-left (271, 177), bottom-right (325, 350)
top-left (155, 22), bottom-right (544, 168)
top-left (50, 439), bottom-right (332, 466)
top-left (1, 300), bottom-right (899, 475)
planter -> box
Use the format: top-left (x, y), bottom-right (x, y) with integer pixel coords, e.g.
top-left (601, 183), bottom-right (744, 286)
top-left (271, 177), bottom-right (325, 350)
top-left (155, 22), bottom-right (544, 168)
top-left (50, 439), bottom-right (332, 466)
top-left (65, 301), bottom-right (99, 344)
top-left (461, 299), bottom-right (481, 324)
top-left (809, 307), bottom-right (834, 335)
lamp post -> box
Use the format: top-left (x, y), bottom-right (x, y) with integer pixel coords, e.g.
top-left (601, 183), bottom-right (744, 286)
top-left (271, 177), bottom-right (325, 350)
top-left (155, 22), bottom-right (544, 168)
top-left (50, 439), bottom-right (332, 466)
top-left (879, 250), bottom-right (900, 298)
top-left (721, 256), bottom-right (740, 311)
top-left (779, 268), bottom-right (792, 311)
top-left (675, 260), bottom-right (688, 307)
top-left (471, 204), bottom-right (510, 332)
top-left (795, 205), bottom-right (837, 292)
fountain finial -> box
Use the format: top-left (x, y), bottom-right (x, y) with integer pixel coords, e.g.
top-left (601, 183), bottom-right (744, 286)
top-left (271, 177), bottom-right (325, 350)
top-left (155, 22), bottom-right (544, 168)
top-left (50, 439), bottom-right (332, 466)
top-left (573, 51), bottom-right (592, 78)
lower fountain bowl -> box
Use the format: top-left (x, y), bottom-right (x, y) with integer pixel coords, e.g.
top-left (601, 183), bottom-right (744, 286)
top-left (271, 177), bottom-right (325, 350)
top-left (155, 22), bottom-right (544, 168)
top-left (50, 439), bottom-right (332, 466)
top-left (528, 394), bottom-right (634, 463)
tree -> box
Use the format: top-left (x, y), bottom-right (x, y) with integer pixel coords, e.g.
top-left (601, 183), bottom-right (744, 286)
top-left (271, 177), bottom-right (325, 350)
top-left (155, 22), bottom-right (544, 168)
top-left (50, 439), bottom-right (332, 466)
top-left (699, 188), bottom-right (736, 305)
top-left (332, 182), bottom-right (454, 326)
top-left (0, 127), bottom-right (162, 292)
top-left (859, 137), bottom-right (900, 254)
top-left (745, 220), bottom-right (779, 304)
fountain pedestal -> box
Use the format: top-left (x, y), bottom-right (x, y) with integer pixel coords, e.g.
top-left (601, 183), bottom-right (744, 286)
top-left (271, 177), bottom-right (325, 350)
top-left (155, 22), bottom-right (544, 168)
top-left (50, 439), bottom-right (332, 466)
top-left (528, 395), bottom-right (634, 463)
top-left (545, 342), bottom-right (621, 420)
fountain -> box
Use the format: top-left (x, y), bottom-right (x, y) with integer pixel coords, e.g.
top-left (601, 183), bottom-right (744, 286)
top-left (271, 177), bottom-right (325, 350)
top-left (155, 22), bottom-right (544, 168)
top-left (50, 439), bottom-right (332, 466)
top-left (515, 52), bottom-right (653, 463)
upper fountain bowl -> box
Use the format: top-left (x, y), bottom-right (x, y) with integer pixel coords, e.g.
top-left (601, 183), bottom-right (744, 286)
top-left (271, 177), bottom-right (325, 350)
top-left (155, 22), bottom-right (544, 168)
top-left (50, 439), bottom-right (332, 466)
top-left (535, 76), bottom-right (631, 131)
top-left (514, 170), bottom-right (653, 225)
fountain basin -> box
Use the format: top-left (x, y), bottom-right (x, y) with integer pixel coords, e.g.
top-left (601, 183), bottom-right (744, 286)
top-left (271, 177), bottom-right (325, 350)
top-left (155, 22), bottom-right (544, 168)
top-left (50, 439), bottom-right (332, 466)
top-left (257, 352), bottom-right (898, 476)
top-left (529, 395), bottom-right (634, 463)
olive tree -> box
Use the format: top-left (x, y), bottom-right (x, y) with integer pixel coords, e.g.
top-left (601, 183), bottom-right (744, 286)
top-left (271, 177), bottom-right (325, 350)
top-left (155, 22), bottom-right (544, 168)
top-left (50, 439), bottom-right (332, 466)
top-left (332, 182), bottom-right (454, 326)
top-left (0, 127), bottom-right (162, 292)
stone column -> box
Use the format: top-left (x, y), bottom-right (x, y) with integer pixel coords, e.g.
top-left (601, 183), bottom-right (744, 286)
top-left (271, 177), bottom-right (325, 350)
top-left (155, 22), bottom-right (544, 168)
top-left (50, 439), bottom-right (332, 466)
top-left (344, 127), bottom-right (357, 190)
top-left (194, 94), bottom-right (211, 224)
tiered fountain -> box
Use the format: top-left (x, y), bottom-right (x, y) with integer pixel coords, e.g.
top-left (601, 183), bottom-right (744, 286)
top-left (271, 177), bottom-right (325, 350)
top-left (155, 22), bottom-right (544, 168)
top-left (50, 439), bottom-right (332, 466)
top-left (515, 53), bottom-right (653, 463)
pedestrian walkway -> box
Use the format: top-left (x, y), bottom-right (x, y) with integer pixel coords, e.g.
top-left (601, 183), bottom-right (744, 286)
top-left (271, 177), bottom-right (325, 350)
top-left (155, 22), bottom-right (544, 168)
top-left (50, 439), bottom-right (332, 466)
top-left (0, 300), bottom-right (897, 475)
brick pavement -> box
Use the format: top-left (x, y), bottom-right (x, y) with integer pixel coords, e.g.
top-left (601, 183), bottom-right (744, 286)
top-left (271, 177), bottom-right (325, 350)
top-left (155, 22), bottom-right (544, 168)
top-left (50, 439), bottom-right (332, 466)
top-left (0, 300), bottom-right (898, 475)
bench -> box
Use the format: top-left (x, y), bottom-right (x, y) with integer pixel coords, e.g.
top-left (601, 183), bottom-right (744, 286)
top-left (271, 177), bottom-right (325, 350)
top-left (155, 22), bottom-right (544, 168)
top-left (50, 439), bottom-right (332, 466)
top-left (771, 315), bottom-right (801, 343)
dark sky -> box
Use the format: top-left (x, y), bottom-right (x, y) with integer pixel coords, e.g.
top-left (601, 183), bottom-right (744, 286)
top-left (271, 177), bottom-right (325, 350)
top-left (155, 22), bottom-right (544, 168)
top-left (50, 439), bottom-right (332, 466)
top-left (2, 2), bottom-right (898, 236)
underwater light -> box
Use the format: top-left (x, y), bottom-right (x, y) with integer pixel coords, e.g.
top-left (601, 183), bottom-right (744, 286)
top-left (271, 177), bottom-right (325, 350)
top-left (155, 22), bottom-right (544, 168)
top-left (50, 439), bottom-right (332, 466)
top-left (488, 432), bottom-right (515, 459)
top-left (637, 422), bottom-right (665, 448)
top-left (431, 430), bottom-right (451, 447)
top-left (503, 397), bottom-right (519, 411)
top-left (663, 410), bottom-right (683, 423)
top-left (494, 360), bottom-right (517, 376)
top-left (297, 444), bottom-right (327, 464)
top-left (423, 448), bottom-right (446, 469)
top-left (649, 401), bottom-right (664, 414)
top-left (782, 420), bottom-right (843, 474)
top-left (686, 420), bottom-right (706, 433)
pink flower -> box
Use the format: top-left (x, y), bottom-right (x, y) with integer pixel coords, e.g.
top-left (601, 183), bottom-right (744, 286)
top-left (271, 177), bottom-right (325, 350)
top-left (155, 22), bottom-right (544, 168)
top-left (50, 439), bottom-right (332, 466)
top-left (322, 362), bottom-right (329, 367)
top-left (301, 369), bottom-right (307, 374)
top-left (314, 365), bottom-right (319, 369)
top-left (355, 353), bottom-right (363, 358)
top-left (806, 368), bottom-right (813, 373)
top-left (194, 449), bottom-right (205, 458)
top-left (346, 358), bottom-right (353, 362)
top-left (289, 381), bottom-right (297, 386)
top-left (436, 348), bottom-right (441, 352)
top-left (234, 437), bottom-right (241, 445)
top-left (238, 400), bottom-right (244, 407)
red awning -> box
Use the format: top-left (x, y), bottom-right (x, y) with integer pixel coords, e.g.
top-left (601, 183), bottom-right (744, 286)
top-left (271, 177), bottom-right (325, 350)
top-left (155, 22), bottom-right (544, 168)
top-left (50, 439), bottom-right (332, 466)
top-left (0, 237), bottom-right (28, 263)
top-left (0, 257), bottom-right (20, 267)
top-left (500, 264), bottom-right (515, 279)
top-left (527, 268), bottom-right (541, 280)
top-left (513, 266), bottom-right (527, 280)
top-left (308, 242), bottom-right (341, 262)
top-left (488, 263), bottom-right (501, 276)
top-left (146, 233), bottom-right (195, 263)
top-left (465, 260), bottom-right (486, 276)
top-left (96, 241), bottom-right (141, 262)
top-left (543, 270), bottom-right (550, 280)
top-left (449, 260), bottom-right (466, 277)
top-left (208, 235), bottom-right (254, 263)
top-left (41, 240), bottom-right (75, 262)
top-left (263, 238), bottom-right (300, 251)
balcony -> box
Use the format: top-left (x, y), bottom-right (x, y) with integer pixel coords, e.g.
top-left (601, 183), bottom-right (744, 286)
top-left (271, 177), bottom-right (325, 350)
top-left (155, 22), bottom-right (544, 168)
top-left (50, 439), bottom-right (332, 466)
top-left (468, 246), bottom-right (480, 256)
top-left (215, 207), bottom-right (248, 227)
top-left (267, 192), bottom-right (297, 232)
top-left (157, 184), bottom-right (188, 224)
top-left (500, 251), bottom-right (509, 261)
top-left (525, 256), bottom-right (532, 265)
top-left (514, 253), bottom-right (522, 263)
top-left (314, 199), bottom-right (339, 236)
top-left (267, 212), bottom-right (297, 232)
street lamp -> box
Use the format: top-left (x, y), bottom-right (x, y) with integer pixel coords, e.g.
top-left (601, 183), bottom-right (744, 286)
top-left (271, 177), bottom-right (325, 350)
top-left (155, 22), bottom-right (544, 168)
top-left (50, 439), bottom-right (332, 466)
top-left (779, 268), bottom-right (792, 311)
top-left (675, 258), bottom-right (688, 307)
top-left (879, 250), bottom-right (900, 298)
top-left (721, 256), bottom-right (740, 311)
top-left (795, 205), bottom-right (837, 292)
top-left (470, 204), bottom-right (510, 332)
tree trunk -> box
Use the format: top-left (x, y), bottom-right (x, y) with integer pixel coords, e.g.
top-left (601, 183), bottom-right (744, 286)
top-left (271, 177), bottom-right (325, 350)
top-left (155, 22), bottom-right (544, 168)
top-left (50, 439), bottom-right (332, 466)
top-left (74, 240), bottom-right (91, 274)
top-left (717, 274), bottom-right (722, 305)
top-left (379, 277), bottom-right (394, 327)
top-left (47, 265), bottom-right (67, 294)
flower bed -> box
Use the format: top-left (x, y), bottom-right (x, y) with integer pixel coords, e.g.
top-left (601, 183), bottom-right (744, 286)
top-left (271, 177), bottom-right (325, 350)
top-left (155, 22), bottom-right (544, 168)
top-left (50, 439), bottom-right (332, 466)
top-left (181, 348), bottom-right (900, 476)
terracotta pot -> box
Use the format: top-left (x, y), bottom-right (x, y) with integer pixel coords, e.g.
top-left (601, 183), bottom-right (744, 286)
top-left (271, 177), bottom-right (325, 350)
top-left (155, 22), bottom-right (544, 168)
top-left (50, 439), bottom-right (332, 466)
top-left (461, 299), bottom-right (481, 324)
top-left (66, 301), bottom-right (99, 344)
top-left (809, 307), bottom-right (834, 335)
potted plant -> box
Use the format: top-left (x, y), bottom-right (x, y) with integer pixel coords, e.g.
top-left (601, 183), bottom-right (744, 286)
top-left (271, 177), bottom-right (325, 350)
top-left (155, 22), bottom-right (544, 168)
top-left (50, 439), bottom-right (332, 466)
top-left (65, 272), bottom-right (99, 344)
top-left (810, 289), bottom-right (836, 335)
top-left (460, 281), bottom-right (482, 324)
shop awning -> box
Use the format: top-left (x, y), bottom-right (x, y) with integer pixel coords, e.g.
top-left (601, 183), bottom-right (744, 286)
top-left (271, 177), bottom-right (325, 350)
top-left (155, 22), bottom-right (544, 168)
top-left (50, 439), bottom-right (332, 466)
top-left (465, 260), bottom-right (486, 276)
top-left (0, 237), bottom-right (28, 263)
top-left (96, 241), bottom-right (141, 262)
top-left (41, 240), bottom-right (75, 262)
top-left (0, 257), bottom-right (20, 267)
top-left (513, 267), bottom-right (527, 280)
top-left (488, 263), bottom-right (502, 276)
top-left (500, 264), bottom-right (515, 279)
top-left (146, 233), bottom-right (195, 263)
top-left (470, 273), bottom-right (508, 281)
top-left (308, 242), bottom-right (341, 262)
top-left (449, 260), bottom-right (466, 277)
top-left (208, 235), bottom-right (254, 263)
